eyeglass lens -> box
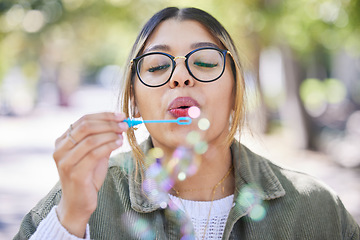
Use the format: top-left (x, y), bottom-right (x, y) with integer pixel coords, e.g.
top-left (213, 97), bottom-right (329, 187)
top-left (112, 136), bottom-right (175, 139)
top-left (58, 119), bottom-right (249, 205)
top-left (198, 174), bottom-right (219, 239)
top-left (137, 49), bottom-right (224, 87)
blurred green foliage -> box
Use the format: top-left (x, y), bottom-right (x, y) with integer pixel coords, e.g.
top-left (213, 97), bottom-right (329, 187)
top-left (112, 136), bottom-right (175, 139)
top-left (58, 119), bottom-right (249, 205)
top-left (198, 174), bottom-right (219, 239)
top-left (0, 0), bottom-right (359, 107)
top-left (1, 0), bottom-right (359, 71)
top-left (300, 78), bottom-right (346, 115)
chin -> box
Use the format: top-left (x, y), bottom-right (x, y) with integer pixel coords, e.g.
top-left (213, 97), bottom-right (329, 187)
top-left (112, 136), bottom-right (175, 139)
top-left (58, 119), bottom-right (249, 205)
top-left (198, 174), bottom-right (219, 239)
top-left (170, 133), bottom-right (189, 147)
top-left (159, 130), bottom-right (191, 149)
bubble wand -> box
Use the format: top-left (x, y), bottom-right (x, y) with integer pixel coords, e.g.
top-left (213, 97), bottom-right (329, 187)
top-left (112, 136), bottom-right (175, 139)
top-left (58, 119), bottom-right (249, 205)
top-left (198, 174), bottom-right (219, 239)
top-left (123, 117), bottom-right (192, 128)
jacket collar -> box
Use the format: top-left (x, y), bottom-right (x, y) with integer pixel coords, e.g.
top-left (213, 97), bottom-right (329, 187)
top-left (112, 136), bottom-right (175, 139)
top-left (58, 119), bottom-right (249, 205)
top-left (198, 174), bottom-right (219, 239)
top-left (231, 141), bottom-right (286, 201)
top-left (127, 138), bottom-right (285, 213)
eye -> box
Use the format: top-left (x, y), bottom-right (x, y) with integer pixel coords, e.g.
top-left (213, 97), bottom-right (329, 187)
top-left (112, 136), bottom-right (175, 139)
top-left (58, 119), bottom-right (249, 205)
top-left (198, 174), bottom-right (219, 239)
top-left (193, 61), bottom-right (218, 68)
top-left (148, 64), bottom-right (171, 72)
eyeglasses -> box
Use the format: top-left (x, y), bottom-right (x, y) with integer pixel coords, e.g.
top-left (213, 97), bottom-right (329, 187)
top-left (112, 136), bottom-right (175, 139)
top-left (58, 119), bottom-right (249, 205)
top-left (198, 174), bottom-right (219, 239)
top-left (131, 47), bottom-right (231, 87)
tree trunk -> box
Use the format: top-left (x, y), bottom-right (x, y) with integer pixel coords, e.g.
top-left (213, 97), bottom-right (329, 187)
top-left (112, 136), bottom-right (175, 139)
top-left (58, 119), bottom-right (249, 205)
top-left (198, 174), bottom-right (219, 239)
top-left (279, 44), bottom-right (316, 149)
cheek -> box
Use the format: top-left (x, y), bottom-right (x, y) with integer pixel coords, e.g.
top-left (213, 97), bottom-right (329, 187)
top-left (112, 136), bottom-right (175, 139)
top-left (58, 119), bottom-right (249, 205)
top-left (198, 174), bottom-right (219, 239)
top-left (202, 94), bottom-right (226, 129)
top-left (214, 77), bottom-right (234, 112)
top-left (206, 76), bottom-right (235, 127)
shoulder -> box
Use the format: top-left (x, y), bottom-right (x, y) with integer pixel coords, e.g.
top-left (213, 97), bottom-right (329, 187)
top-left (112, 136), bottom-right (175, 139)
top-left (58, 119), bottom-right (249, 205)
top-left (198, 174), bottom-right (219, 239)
top-left (268, 160), bottom-right (360, 238)
top-left (269, 160), bottom-right (330, 190)
top-left (239, 144), bottom-right (337, 199)
top-left (239, 145), bottom-right (359, 237)
top-left (265, 158), bottom-right (338, 201)
top-left (238, 143), bottom-right (347, 215)
top-left (235, 146), bottom-right (359, 239)
top-left (14, 182), bottom-right (62, 239)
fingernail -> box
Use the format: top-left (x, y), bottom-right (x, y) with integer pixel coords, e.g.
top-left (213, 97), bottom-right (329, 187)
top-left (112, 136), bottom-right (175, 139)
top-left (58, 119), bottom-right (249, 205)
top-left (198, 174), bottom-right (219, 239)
top-left (115, 112), bottom-right (125, 121)
top-left (118, 122), bottom-right (128, 130)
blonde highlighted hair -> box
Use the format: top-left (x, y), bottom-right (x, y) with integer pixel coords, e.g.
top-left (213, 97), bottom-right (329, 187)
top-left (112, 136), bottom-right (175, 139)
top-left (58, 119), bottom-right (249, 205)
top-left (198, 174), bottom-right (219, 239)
top-left (119, 7), bottom-right (246, 176)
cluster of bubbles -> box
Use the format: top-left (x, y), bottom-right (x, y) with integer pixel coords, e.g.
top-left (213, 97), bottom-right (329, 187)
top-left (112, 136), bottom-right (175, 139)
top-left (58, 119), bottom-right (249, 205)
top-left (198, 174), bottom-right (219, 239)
top-left (138, 106), bottom-right (210, 237)
top-left (142, 106), bottom-right (208, 204)
top-left (236, 184), bottom-right (267, 222)
top-left (121, 107), bottom-right (268, 237)
top-left (141, 148), bottom-right (172, 207)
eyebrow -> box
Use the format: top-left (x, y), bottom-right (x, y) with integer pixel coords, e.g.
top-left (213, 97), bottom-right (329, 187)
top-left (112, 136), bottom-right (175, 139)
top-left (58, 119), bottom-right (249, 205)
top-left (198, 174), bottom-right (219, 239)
top-left (143, 44), bottom-right (170, 54)
top-left (143, 41), bottom-right (221, 54)
top-left (190, 42), bottom-right (220, 49)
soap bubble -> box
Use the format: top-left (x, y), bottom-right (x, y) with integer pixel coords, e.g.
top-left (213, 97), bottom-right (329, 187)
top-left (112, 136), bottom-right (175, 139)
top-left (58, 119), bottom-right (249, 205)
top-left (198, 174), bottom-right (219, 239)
top-left (186, 131), bottom-right (201, 145)
top-left (121, 212), bottom-right (156, 239)
top-left (140, 121), bottom-right (213, 234)
top-left (142, 178), bottom-right (157, 193)
top-left (198, 118), bottom-right (210, 131)
top-left (169, 146), bottom-right (200, 178)
top-left (237, 185), bottom-right (259, 208)
top-left (148, 147), bottom-right (164, 159)
top-left (143, 161), bottom-right (172, 204)
top-left (236, 184), bottom-right (267, 222)
top-left (160, 201), bottom-right (168, 209)
top-left (145, 162), bottom-right (162, 179)
top-left (181, 233), bottom-right (196, 240)
top-left (178, 172), bottom-right (187, 181)
top-left (194, 141), bottom-right (208, 155)
top-left (188, 106), bottom-right (201, 119)
top-left (144, 147), bottom-right (164, 168)
top-left (249, 204), bottom-right (266, 221)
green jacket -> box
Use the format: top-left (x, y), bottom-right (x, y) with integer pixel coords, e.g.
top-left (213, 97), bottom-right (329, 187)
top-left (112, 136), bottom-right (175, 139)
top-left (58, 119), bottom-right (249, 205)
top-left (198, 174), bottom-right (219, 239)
top-left (14, 139), bottom-right (359, 239)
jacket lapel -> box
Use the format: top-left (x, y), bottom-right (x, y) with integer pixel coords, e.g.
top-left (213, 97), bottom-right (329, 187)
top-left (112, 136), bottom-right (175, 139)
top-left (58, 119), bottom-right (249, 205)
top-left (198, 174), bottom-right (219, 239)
top-left (223, 142), bottom-right (286, 239)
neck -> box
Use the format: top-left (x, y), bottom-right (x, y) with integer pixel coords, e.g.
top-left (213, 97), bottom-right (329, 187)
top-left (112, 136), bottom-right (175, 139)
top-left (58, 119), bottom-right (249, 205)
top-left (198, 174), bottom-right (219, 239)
top-left (170, 143), bottom-right (234, 201)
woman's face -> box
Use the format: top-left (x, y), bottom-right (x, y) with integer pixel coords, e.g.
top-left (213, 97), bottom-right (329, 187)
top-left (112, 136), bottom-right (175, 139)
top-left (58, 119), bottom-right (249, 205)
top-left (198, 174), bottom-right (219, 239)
top-left (133, 19), bottom-right (235, 150)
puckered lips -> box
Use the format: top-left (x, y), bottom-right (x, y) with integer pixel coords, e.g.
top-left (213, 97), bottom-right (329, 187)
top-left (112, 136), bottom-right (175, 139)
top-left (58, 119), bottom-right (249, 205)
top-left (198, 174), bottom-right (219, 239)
top-left (168, 97), bottom-right (199, 118)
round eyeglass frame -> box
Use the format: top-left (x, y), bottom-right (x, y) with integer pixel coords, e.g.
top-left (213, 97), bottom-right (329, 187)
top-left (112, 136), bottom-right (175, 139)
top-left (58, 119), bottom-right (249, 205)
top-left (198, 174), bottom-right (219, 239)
top-left (131, 47), bottom-right (231, 87)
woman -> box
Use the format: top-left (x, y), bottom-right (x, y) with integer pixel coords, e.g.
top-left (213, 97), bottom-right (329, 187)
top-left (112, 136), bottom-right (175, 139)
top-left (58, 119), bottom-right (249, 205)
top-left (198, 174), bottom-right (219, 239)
top-left (14, 7), bottom-right (359, 240)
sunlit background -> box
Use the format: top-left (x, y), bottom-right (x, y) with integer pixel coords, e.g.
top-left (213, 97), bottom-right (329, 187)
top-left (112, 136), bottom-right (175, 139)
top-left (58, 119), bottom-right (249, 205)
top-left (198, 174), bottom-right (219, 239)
top-left (0, 0), bottom-right (359, 238)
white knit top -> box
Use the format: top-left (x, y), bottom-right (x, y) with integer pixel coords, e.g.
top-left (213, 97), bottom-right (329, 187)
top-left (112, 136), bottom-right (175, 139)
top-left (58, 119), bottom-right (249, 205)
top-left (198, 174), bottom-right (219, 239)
top-left (169, 194), bottom-right (234, 239)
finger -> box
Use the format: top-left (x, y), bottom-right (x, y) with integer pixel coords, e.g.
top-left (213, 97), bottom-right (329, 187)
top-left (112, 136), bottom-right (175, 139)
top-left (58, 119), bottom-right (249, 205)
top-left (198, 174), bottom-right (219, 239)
top-left (72, 139), bottom-right (122, 186)
top-left (56, 112), bottom-right (127, 144)
top-left (67, 120), bottom-right (123, 144)
top-left (73, 112), bottom-right (127, 129)
top-left (55, 132), bottom-right (122, 170)
top-left (56, 118), bottom-right (128, 152)
top-left (62, 139), bottom-right (123, 194)
top-left (54, 120), bottom-right (125, 164)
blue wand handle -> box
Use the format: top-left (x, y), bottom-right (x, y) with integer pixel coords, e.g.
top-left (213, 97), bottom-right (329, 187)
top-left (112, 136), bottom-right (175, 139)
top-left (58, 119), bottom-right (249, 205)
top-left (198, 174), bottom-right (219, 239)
top-left (123, 117), bottom-right (192, 128)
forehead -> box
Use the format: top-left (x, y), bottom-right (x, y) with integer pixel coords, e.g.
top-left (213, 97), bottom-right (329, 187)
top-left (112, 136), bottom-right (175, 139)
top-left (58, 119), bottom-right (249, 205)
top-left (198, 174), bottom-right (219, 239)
top-left (143, 19), bottom-right (222, 52)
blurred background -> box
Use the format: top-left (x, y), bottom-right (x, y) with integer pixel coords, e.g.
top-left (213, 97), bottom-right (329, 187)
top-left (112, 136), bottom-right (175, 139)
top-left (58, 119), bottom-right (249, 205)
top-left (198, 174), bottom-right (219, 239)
top-left (0, 0), bottom-right (359, 238)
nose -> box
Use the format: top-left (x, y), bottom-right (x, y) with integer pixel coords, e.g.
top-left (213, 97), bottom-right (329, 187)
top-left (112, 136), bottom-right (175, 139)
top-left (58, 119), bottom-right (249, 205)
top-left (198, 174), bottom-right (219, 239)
top-left (169, 57), bottom-right (195, 88)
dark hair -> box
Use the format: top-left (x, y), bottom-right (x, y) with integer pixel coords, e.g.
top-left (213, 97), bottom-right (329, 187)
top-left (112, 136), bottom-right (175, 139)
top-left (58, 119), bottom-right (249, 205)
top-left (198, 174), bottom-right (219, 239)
top-left (121, 7), bottom-right (246, 174)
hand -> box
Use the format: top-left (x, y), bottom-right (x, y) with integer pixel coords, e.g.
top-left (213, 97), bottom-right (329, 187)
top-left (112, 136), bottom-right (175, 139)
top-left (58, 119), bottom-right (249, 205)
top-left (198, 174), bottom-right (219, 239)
top-left (53, 112), bottom-right (128, 237)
